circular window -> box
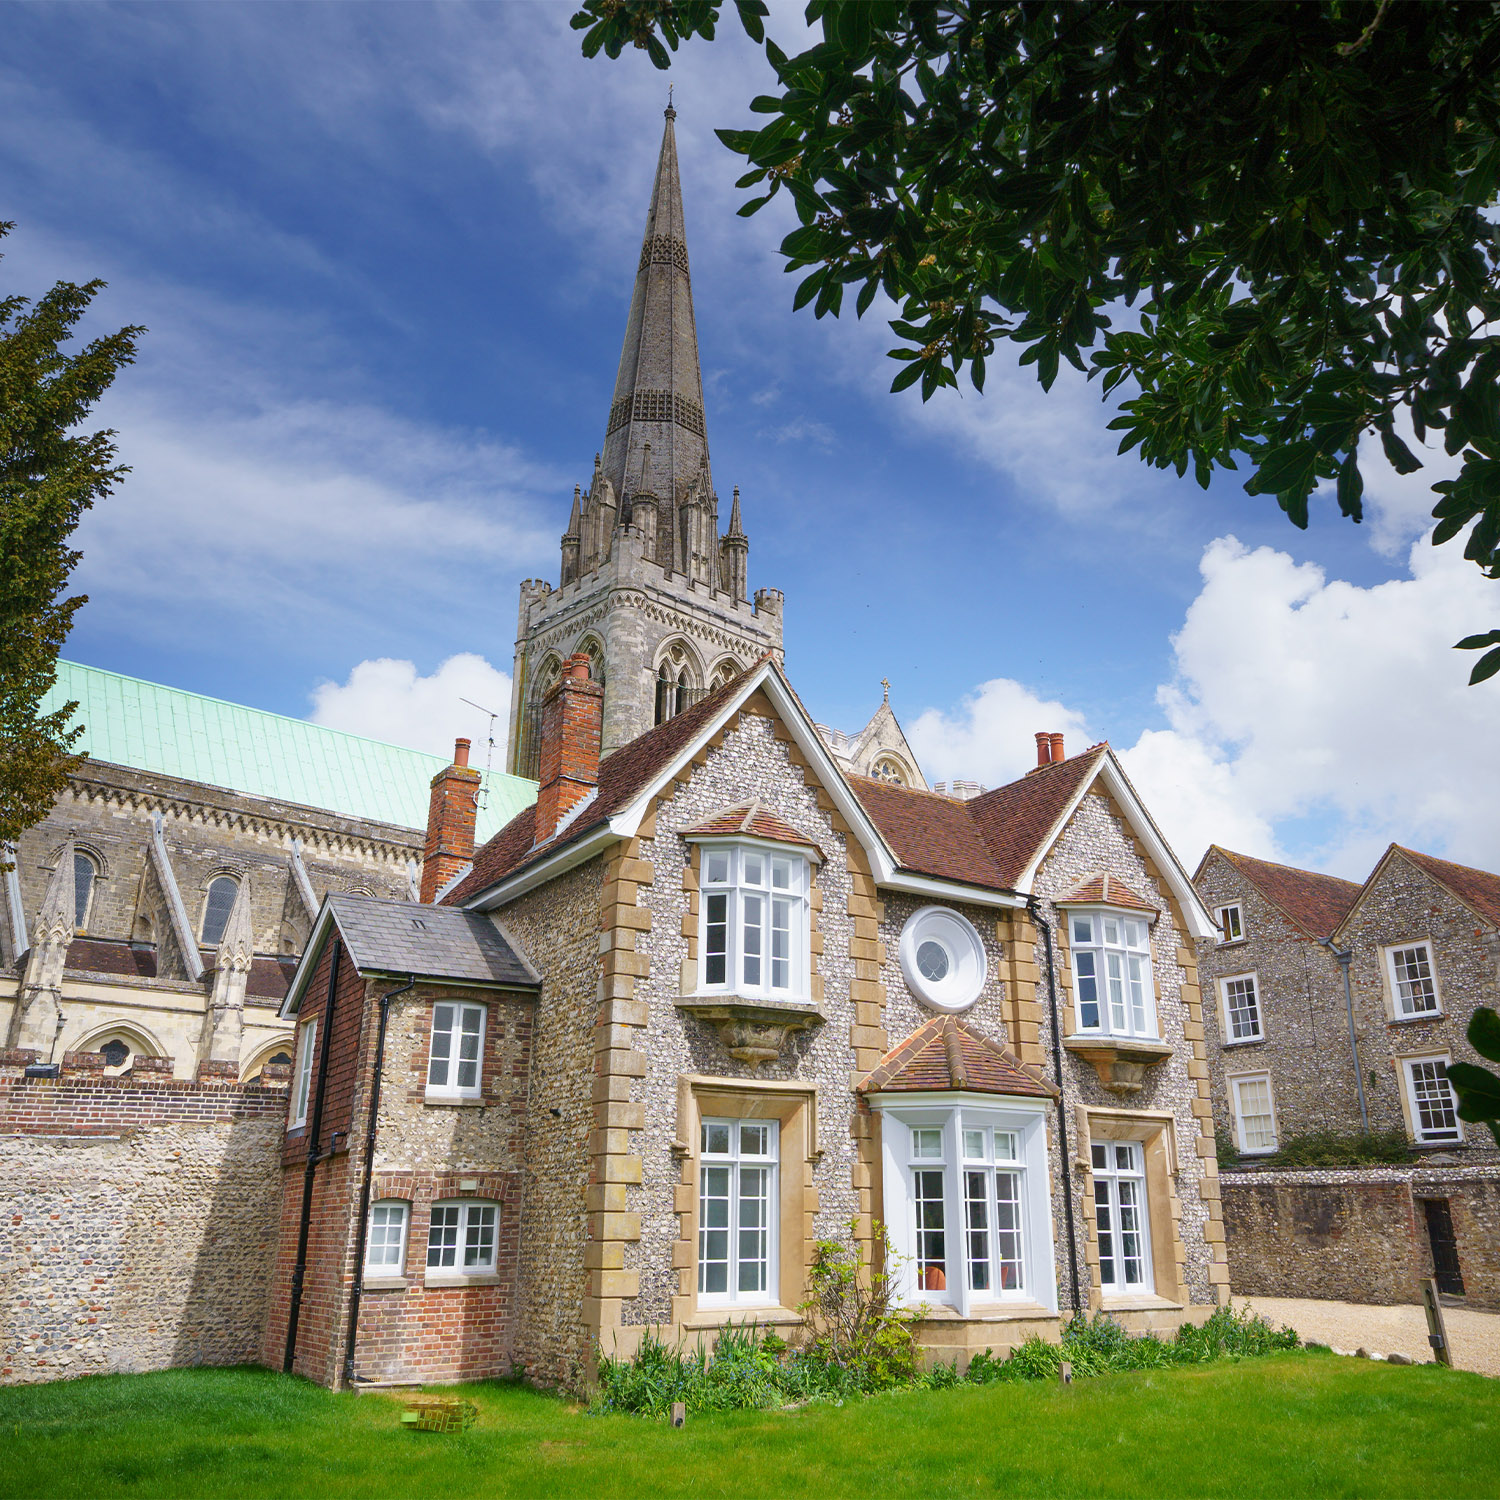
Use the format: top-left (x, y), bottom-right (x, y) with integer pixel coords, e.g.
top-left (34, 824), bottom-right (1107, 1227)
top-left (899, 906), bottom-right (986, 1012)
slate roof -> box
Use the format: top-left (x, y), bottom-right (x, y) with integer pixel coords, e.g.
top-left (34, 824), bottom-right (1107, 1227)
top-left (1056, 874), bottom-right (1158, 915)
top-left (680, 802), bottom-right (823, 856)
top-left (1207, 847), bottom-right (1362, 939)
top-left (43, 659), bottom-right (535, 842)
top-left (850, 745), bottom-right (1108, 894)
top-left (857, 1015), bottom-right (1055, 1098)
top-left (445, 663), bottom-right (761, 905)
top-left (1390, 846), bottom-right (1500, 928)
top-left (324, 893), bottom-right (538, 988)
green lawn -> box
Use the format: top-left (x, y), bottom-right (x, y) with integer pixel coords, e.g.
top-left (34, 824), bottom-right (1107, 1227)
top-left (1, 1353), bottom-right (1495, 1499)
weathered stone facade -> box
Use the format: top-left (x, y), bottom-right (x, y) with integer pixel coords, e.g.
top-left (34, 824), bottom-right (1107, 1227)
top-left (0, 1056), bottom-right (288, 1384)
top-left (1220, 1166), bottom-right (1500, 1311)
top-left (1196, 845), bottom-right (1500, 1158)
top-left (1, 759), bottom-right (421, 1084)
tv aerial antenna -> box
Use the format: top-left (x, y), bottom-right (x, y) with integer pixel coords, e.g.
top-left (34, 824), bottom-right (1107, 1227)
top-left (459, 697), bottom-right (502, 810)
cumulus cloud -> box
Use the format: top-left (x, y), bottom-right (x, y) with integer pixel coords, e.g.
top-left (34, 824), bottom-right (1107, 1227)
top-left (912, 532), bottom-right (1500, 880)
top-left (908, 678), bottom-right (1091, 791)
top-left (310, 653), bottom-right (513, 763)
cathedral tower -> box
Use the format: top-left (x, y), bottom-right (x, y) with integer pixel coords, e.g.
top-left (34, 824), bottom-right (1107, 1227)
top-left (506, 106), bottom-right (784, 775)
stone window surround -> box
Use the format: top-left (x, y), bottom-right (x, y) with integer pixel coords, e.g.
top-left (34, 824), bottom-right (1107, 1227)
top-left (1381, 939), bottom-right (1444, 1022)
top-left (1393, 1050), bottom-right (1464, 1147)
top-left (670, 1074), bottom-right (821, 1329)
top-left (1076, 1106), bottom-right (1187, 1309)
top-left (1225, 1067), bottom-right (1278, 1155)
top-left (1216, 970), bottom-right (1265, 1046)
top-left (198, 872), bottom-right (241, 946)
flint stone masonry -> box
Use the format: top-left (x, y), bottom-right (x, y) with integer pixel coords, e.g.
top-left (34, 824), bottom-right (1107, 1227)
top-left (1197, 847), bottom-right (1500, 1155)
top-left (1221, 1166), bottom-right (1500, 1311)
top-left (1031, 789), bottom-right (1220, 1312)
top-left (1, 1069), bottom-right (287, 1385)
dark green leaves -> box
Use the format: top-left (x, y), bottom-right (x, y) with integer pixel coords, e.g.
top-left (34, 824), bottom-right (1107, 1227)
top-left (1448, 1008), bottom-right (1500, 1146)
top-left (572, 0), bottom-right (1500, 679)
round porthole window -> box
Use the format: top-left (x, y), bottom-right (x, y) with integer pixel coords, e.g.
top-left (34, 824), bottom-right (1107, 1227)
top-left (899, 906), bottom-right (986, 1012)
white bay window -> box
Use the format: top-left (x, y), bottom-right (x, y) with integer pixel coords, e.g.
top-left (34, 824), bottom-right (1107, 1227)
top-left (875, 1096), bottom-right (1056, 1315)
top-left (1069, 910), bottom-right (1157, 1039)
top-left (699, 844), bottom-right (809, 1000)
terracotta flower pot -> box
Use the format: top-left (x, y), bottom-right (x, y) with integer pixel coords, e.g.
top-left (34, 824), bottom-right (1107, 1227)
top-left (922, 1265), bottom-right (947, 1291)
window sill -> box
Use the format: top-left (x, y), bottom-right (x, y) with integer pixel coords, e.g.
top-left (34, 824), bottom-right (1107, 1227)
top-left (361, 1276), bottom-right (410, 1291)
top-left (681, 1304), bottom-right (803, 1330)
top-left (1390, 1011), bottom-right (1443, 1025)
top-left (1223, 1035), bottom-right (1266, 1047)
top-left (423, 1095), bottom-right (487, 1108)
top-left (912, 1301), bottom-right (1055, 1323)
top-left (1099, 1293), bottom-right (1184, 1312)
top-left (422, 1272), bottom-right (504, 1288)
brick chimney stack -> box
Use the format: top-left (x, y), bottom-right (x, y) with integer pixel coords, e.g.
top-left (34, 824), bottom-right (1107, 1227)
top-left (534, 653), bottom-right (603, 844)
top-left (420, 737), bottom-right (481, 902)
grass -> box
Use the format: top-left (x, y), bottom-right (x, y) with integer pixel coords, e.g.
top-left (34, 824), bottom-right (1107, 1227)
top-left (2, 1353), bottom-right (1497, 1499)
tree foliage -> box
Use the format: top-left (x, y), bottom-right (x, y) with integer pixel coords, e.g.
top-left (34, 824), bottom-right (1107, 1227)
top-left (574, 0), bottom-right (1500, 681)
top-left (1447, 1007), bottom-right (1500, 1149)
top-left (1, 222), bottom-right (142, 862)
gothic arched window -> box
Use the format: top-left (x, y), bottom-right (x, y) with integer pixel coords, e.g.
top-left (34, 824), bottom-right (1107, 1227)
top-left (873, 757), bottom-right (909, 787)
top-left (653, 642), bottom-right (700, 725)
top-left (201, 876), bottom-right (239, 947)
top-left (73, 850), bottom-right (98, 932)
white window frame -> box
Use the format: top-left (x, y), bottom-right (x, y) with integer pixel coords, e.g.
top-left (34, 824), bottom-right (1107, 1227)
top-left (696, 841), bottom-right (811, 1002)
top-left (426, 1000), bottom-right (487, 1100)
top-left (1401, 1055), bottom-right (1463, 1145)
top-left (1092, 1139), bottom-right (1153, 1295)
top-left (1385, 941), bottom-right (1441, 1020)
top-left (1215, 902), bottom-right (1245, 945)
top-left (697, 1116), bottom-right (779, 1307)
top-left (291, 1018), bottom-right (317, 1129)
top-left (1228, 1072), bottom-right (1278, 1155)
top-left (425, 1198), bottom-right (499, 1278)
top-left (1067, 908), bottom-right (1158, 1040)
top-left (1218, 972), bottom-right (1264, 1044)
top-left (873, 1093), bottom-right (1057, 1316)
top-left (364, 1200), bottom-right (410, 1276)
top-left (898, 905), bottom-right (988, 1013)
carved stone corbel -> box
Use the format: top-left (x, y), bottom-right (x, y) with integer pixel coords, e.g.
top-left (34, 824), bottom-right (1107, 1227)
top-left (674, 996), bottom-right (825, 1072)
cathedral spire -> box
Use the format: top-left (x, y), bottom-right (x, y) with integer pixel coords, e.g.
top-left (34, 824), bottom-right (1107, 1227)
top-left (601, 105), bottom-right (710, 512)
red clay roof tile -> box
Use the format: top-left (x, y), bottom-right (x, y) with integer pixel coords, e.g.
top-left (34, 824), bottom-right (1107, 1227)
top-left (857, 1014), bottom-right (1054, 1097)
top-left (680, 802), bottom-right (823, 856)
top-left (1056, 874), bottom-right (1158, 915)
top-left (1210, 847), bottom-right (1361, 939)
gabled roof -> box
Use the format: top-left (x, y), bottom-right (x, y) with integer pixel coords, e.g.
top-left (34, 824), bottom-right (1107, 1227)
top-left (1202, 847), bottom-right (1361, 940)
top-left (282, 893), bottom-right (539, 1017)
top-left (42, 659), bottom-right (535, 842)
top-left (967, 749), bottom-right (1108, 887)
top-left (849, 777), bottom-right (1015, 892)
top-left (1334, 844), bottom-right (1500, 937)
top-left (680, 802), bottom-right (823, 857)
top-left (857, 1015), bottom-right (1054, 1098)
top-left (445, 662), bottom-right (761, 906)
top-left (1056, 874), bottom-right (1158, 916)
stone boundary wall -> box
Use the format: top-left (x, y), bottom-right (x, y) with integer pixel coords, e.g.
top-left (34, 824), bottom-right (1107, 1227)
top-left (1, 1057), bottom-right (288, 1384)
top-left (1221, 1165), bottom-right (1500, 1312)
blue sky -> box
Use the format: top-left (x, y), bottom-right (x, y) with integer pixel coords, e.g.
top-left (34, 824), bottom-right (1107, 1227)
top-left (6, 1), bottom-right (1498, 878)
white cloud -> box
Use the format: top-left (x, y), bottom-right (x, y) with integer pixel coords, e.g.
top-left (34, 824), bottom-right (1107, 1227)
top-left (310, 653), bottom-right (513, 763)
top-left (908, 678), bottom-right (1091, 791)
top-left (911, 532), bottom-right (1500, 880)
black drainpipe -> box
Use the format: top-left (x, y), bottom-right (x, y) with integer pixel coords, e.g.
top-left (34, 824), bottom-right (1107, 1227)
top-left (342, 974), bottom-right (417, 1389)
top-left (284, 937), bottom-right (342, 1374)
top-left (1027, 896), bottom-right (1084, 1317)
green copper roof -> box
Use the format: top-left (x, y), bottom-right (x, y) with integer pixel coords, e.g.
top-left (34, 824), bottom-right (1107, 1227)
top-left (42, 660), bottom-right (535, 843)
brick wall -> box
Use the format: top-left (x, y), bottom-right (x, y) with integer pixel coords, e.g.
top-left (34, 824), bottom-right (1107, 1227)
top-left (1221, 1166), bottom-right (1500, 1311)
top-left (1, 1063), bottom-right (288, 1384)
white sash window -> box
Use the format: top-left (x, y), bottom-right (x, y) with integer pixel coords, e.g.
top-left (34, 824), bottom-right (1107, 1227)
top-left (698, 1117), bottom-right (779, 1305)
top-left (1070, 910), bottom-right (1157, 1039)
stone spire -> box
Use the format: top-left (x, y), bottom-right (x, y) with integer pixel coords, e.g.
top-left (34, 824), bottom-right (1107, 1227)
top-left (601, 104), bottom-right (710, 513)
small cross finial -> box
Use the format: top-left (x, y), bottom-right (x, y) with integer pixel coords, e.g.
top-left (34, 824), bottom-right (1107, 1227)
top-left (666, 83), bottom-right (675, 119)
top-left (881, 677), bottom-right (891, 703)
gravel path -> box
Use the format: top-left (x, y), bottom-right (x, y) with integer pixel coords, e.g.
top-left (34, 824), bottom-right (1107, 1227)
top-left (1235, 1295), bottom-right (1500, 1377)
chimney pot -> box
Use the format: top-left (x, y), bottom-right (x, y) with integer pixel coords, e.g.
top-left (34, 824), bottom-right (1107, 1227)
top-left (564, 652), bottom-right (591, 683)
top-left (1035, 732), bottom-right (1052, 767)
top-left (1049, 732), bottom-right (1065, 763)
top-left (454, 737), bottom-right (471, 768)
